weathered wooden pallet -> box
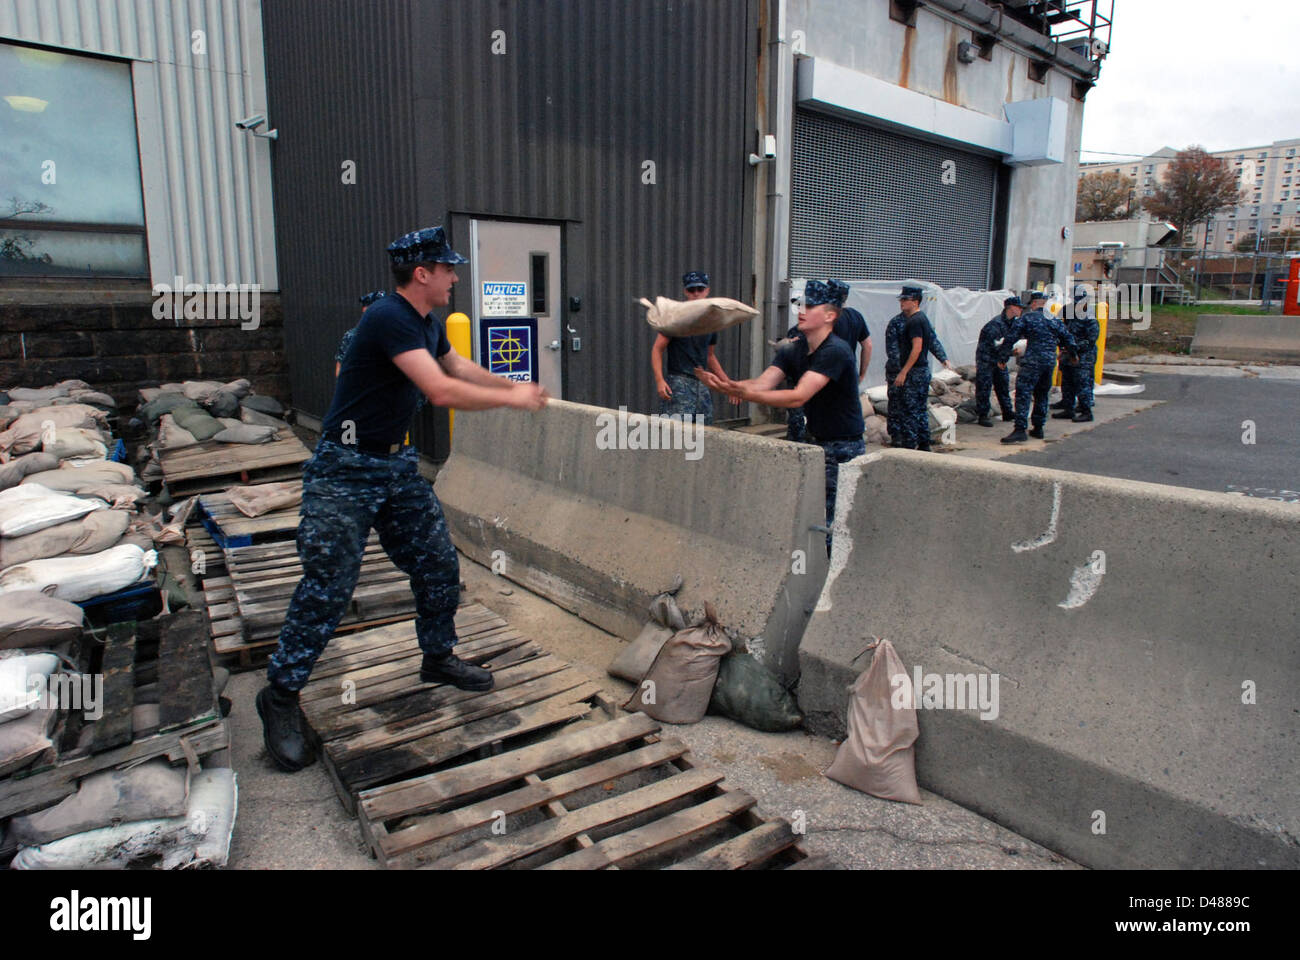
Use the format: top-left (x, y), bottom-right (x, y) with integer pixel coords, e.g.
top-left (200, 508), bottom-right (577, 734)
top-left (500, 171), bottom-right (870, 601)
top-left (0, 612), bottom-right (226, 821)
top-left (197, 483), bottom-right (302, 548)
top-left (303, 607), bottom-right (814, 870)
top-left (159, 428), bottom-right (309, 496)
top-left (186, 524), bottom-right (226, 578)
top-left (220, 535), bottom-right (418, 643)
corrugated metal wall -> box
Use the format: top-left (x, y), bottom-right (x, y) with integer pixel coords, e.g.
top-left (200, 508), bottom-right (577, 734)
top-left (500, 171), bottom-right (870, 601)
top-left (263, 0), bottom-right (758, 458)
top-left (0, 0), bottom-right (278, 288)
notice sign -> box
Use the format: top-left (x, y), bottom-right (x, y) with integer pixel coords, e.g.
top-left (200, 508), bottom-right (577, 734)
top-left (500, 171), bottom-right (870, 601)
top-left (482, 281), bottom-right (528, 318)
top-left (480, 319), bottom-right (537, 383)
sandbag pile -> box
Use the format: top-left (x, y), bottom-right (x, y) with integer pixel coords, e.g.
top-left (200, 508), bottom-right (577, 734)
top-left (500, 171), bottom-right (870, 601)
top-left (0, 378), bottom-right (160, 598)
top-left (862, 366), bottom-right (977, 445)
top-left (136, 379), bottom-right (287, 454)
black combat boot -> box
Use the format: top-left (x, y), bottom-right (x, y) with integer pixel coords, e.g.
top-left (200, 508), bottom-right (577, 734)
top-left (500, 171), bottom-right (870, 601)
top-left (1072, 409), bottom-right (1094, 422)
top-left (421, 652), bottom-right (495, 691)
top-left (1001, 429), bottom-right (1028, 444)
top-left (1051, 410), bottom-right (1074, 420)
top-left (1050, 399), bottom-right (1067, 410)
top-left (256, 683), bottom-right (316, 772)
top-left (977, 416), bottom-right (994, 427)
top-left (1001, 411), bottom-right (1015, 422)
top-left (917, 443), bottom-right (932, 452)
top-left (1028, 426), bottom-right (1045, 439)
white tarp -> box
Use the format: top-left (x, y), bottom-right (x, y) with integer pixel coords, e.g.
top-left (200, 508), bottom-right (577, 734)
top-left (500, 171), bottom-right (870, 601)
top-left (791, 278), bottom-right (1016, 388)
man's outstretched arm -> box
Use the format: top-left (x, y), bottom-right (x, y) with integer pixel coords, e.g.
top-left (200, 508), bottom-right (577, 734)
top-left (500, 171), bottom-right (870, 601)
top-left (394, 349), bottom-right (547, 411)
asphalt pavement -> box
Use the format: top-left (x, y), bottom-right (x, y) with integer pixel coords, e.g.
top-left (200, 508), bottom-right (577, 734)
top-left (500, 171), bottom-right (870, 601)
top-left (1009, 370), bottom-right (1300, 502)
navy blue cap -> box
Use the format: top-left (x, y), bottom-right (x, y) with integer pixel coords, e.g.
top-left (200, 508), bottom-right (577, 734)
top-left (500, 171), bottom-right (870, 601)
top-left (1004, 295), bottom-right (1023, 307)
top-left (802, 280), bottom-right (836, 307)
top-left (359, 290), bottom-right (387, 307)
top-left (682, 271), bottom-right (710, 290)
top-left (387, 226), bottom-right (468, 266)
top-left (1026, 289), bottom-right (1048, 303)
top-left (898, 285), bottom-right (924, 301)
top-left (827, 279), bottom-right (851, 307)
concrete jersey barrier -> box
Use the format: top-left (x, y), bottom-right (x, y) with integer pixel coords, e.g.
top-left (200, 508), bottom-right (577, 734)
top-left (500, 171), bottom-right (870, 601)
top-left (435, 400), bottom-right (829, 684)
top-left (798, 449), bottom-right (1300, 870)
top-left (1190, 314), bottom-right (1300, 362)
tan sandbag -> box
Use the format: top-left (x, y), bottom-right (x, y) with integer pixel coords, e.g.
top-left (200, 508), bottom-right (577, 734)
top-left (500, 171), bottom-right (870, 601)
top-left (180, 380), bottom-right (224, 402)
top-left (640, 295), bottom-right (759, 338)
top-left (158, 413), bottom-right (200, 450)
top-left (860, 394), bottom-right (875, 419)
top-left (0, 653), bottom-right (61, 723)
top-left (0, 706), bottom-right (56, 776)
top-left (607, 621), bottom-right (675, 684)
top-left (0, 404), bottom-right (109, 455)
top-left (0, 591), bottom-right (85, 650)
top-left (239, 405), bottom-right (289, 430)
top-left (21, 460), bottom-right (136, 492)
top-left (0, 543), bottom-right (157, 602)
top-left (78, 484), bottom-right (147, 509)
top-left (0, 452), bottom-right (59, 491)
top-left (8, 760), bottom-right (189, 846)
top-left (0, 509), bottom-right (130, 569)
top-left (823, 639), bottom-right (922, 804)
top-left (6, 385), bottom-right (69, 403)
top-left (625, 604), bottom-right (732, 724)
top-left (226, 481), bottom-right (301, 518)
top-left (44, 427), bottom-right (109, 461)
top-left (66, 389), bottom-right (116, 409)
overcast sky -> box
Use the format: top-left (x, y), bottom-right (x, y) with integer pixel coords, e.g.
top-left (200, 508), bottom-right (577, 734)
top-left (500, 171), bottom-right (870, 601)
top-left (1080, 0), bottom-right (1300, 159)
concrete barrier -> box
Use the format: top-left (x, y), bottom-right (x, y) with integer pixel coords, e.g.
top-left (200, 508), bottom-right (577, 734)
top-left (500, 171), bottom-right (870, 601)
top-left (1191, 313), bottom-right (1300, 362)
top-left (798, 450), bottom-right (1300, 869)
top-left (435, 400), bottom-right (829, 684)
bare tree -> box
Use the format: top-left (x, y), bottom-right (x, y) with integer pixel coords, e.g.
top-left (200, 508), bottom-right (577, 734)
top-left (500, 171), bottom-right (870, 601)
top-left (1075, 170), bottom-right (1136, 221)
top-left (1141, 147), bottom-right (1242, 236)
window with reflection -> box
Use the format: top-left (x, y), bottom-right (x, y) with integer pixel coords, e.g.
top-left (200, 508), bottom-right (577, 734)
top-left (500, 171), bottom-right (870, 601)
top-left (0, 41), bottom-right (148, 278)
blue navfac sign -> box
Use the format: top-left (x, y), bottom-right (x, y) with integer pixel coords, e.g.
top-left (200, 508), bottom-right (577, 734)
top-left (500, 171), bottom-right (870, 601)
top-left (480, 320), bottom-right (537, 383)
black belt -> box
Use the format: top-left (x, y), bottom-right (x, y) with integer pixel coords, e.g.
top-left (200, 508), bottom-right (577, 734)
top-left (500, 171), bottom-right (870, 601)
top-left (321, 432), bottom-right (404, 457)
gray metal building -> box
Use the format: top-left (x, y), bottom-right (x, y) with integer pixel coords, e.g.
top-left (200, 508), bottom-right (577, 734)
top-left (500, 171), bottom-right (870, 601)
top-left (263, 0), bottom-right (759, 459)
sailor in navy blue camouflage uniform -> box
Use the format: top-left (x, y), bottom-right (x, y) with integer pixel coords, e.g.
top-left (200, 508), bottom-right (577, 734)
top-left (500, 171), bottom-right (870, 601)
top-left (1055, 285), bottom-right (1100, 423)
top-left (651, 271), bottom-right (733, 424)
top-left (974, 296), bottom-right (1022, 427)
top-left (999, 291), bottom-right (1077, 444)
top-left (782, 279), bottom-right (872, 442)
top-left (335, 290), bottom-right (387, 375)
top-left (698, 281), bottom-right (864, 555)
top-left (257, 227), bottom-right (549, 773)
top-left (890, 285), bottom-right (952, 451)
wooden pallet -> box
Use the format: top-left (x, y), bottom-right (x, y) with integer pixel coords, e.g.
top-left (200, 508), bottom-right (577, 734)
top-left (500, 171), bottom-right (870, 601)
top-left (221, 536), bottom-right (418, 643)
top-left (303, 606), bottom-right (813, 870)
top-left (186, 524), bottom-right (226, 577)
top-left (159, 428), bottom-right (309, 496)
top-left (197, 483), bottom-right (302, 548)
top-left (0, 612), bottom-right (227, 820)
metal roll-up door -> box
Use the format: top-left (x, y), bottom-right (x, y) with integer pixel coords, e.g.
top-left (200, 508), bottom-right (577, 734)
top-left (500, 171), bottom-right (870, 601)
top-left (791, 108), bottom-right (999, 288)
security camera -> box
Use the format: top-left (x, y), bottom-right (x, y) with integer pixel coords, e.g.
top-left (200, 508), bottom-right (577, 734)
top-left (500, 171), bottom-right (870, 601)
top-left (1090, 38), bottom-right (1109, 59)
top-left (235, 114), bottom-right (266, 131)
top-left (749, 134), bottom-right (778, 166)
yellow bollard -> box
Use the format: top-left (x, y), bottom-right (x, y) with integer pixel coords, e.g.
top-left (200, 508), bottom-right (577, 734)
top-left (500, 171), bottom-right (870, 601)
top-left (445, 312), bottom-right (472, 443)
top-left (1094, 301), bottom-right (1108, 385)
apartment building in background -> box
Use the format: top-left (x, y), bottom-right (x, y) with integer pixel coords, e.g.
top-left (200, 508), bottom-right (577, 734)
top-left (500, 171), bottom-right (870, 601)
top-left (1080, 138), bottom-right (1300, 248)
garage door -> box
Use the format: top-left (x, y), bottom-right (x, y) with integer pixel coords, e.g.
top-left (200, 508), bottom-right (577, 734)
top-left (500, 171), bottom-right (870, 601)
top-left (791, 108), bottom-right (999, 288)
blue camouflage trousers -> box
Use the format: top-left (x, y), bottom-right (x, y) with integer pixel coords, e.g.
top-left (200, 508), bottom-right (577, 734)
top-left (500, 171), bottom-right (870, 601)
top-left (974, 359), bottom-right (1012, 418)
top-left (785, 405), bottom-right (808, 443)
top-left (818, 438), bottom-right (867, 554)
top-left (267, 440), bottom-right (460, 691)
top-left (895, 371), bottom-right (933, 449)
top-left (1060, 352), bottom-right (1096, 412)
top-left (1012, 360), bottom-right (1055, 431)
top-left (660, 373), bottom-right (714, 425)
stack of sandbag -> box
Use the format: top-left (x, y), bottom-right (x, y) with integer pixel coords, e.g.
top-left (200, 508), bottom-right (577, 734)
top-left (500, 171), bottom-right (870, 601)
top-left (0, 403), bottom-right (110, 457)
top-left (0, 543), bottom-right (158, 603)
top-left (9, 766), bottom-right (237, 869)
top-left (0, 380), bottom-right (116, 415)
top-left (20, 460), bottom-right (145, 508)
top-left (136, 380), bottom-right (289, 461)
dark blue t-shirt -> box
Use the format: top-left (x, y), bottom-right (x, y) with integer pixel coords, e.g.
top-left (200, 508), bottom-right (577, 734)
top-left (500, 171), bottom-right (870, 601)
top-left (664, 331), bottom-right (719, 377)
top-left (773, 333), bottom-right (864, 441)
top-left (321, 293), bottom-right (450, 448)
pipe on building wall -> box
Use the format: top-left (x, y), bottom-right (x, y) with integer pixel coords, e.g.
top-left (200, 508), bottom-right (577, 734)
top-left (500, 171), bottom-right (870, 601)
top-left (765, 0), bottom-right (793, 345)
top-left (924, 0), bottom-right (1099, 81)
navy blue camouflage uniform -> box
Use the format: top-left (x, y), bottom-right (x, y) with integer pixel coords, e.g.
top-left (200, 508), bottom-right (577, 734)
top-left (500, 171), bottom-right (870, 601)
top-left (883, 313), bottom-right (907, 447)
top-left (889, 305), bottom-right (948, 449)
top-left (785, 280), bottom-right (868, 443)
top-left (268, 233), bottom-right (466, 692)
top-left (659, 271), bottom-right (717, 425)
top-left (1060, 301), bottom-right (1100, 415)
top-left (999, 306), bottom-right (1077, 431)
top-left (975, 311), bottom-right (1015, 419)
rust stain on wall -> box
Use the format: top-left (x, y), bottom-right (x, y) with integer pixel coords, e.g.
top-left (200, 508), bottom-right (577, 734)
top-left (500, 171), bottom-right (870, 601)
top-left (899, 24), bottom-right (914, 88)
top-left (1007, 56), bottom-right (1016, 102)
top-left (942, 30), bottom-right (960, 104)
